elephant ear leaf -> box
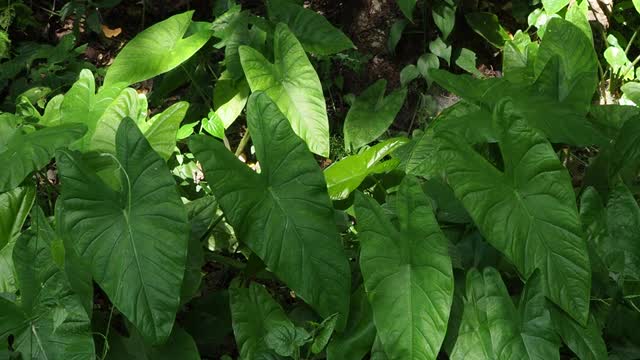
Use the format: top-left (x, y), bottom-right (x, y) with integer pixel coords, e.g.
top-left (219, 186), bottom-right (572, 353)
top-left (239, 23), bottom-right (330, 157)
top-left (103, 11), bottom-right (212, 89)
top-left (57, 117), bottom-right (189, 344)
top-left (1, 206), bottom-right (95, 359)
top-left (354, 175), bottom-right (454, 360)
top-left (437, 99), bottom-right (591, 325)
top-left (0, 123), bottom-right (87, 192)
top-left (189, 92), bottom-right (351, 327)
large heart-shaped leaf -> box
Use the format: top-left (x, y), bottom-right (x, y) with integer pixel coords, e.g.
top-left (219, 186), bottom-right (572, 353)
top-left (343, 79), bottom-right (407, 151)
top-left (450, 268), bottom-right (559, 360)
top-left (239, 23), bottom-right (330, 156)
top-left (0, 185), bottom-right (35, 293)
top-left (266, 0), bottom-right (354, 55)
top-left (436, 99), bottom-right (591, 324)
top-left (142, 101), bottom-right (189, 160)
top-left (354, 176), bottom-right (454, 360)
top-left (57, 117), bottom-right (189, 343)
top-left (0, 206), bottom-right (95, 359)
top-left (324, 137), bottom-right (408, 200)
top-left (189, 92), bottom-right (350, 325)
top-left (230, 281), bottom-right (294, 359)
top-left (103, 11), bottom-right (212, 89)
top-left (0, 123), bottom-right (87, 192)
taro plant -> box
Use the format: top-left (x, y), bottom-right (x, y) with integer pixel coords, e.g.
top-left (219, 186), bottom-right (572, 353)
top-left (0, 2), bottom-right (638, 360)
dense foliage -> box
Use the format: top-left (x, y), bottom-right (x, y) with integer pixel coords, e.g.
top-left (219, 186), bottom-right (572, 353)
top-left (1, 0), bottom-right (639, 359)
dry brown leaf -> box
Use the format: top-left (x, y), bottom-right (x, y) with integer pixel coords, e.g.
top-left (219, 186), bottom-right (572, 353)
top-left (101, 25), bottom-right (122, 38)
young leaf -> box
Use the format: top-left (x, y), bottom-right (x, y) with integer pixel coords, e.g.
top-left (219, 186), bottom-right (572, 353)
top-left (57, 117), bottom-right (189, 344)
top-left (343, 80), bottom-right (407, 151)
top-left (267, 0), bottom-right (354, 55)
top-left (437, 99), bottom-right (591, 325)
top-left (0, 123), bottom-right (87, 192)
top-left (311, 313), bottom-right (339, 354)
top-left (190, 92), bottom-right (351, 326)
top-left (239, 23), bottom-right (330, 156)
top-left (325, 137), bottom-right (408, 200)
top-left (429, 37), bottom-right (452, 65)
top-left (388, 19), bottom-right (408, 53)
top-left (326, 286), bottom-right (377, 360)
top-left (1, 206), bottom-right (95, 359)
top-left (432, 0), bottom-right (456, 40)
top-left (450, 268), bottom-right (559, 360)
top-left (417, 53), bottom-right (440, 86)
top-left (103, 11), bottom-right (212, 89)
top-left (230, 281), bottom-right (295, 359)
top-left (354, 176), bottom-right (454, 360)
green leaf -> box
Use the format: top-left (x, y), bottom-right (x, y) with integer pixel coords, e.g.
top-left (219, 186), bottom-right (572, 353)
top-left (107, 325), bottom-right (201, 360)
top-left (267, 0), bottom-right (354, 55)
top-left (60, 70), bottom-right (122, 150)
top-left (230, 281), bottom-right (294, 359)
top-left (542, 0), bottom-right (570, 14)
top-left (0, 185), bottom-right (35, 250)
top-left (397, 0), bottom-right (417, 19)
top-left (355, 176), bottom-right (454, 360)
top-left (433, 0), bottom-right (456, 40)
top-left (57, 117), bottom-right (189, 344)
top-left (239, 23), bottom-right (330, 156)
top-left (454, 48), bottom-right (482, 77)
top-left (0, 123), bottom-right (87, 192)
top-left (143, 101), bottom-right (189, 160)
top-left (214, 76), bottom-right (250, 128)
top-left (450, 268), bottom-right (559, 360)
top-left (549, 307), bottom-right (607, 360)
top-left (388, 19), bottom-right (408, 53)
top-left (343, 80), bottom-right (407, 151)
top-left (265, 326), bottom-right (311, 357)
top-left (0, 185), bottom-right (35, 293)
top-left (565, 0), bottom-right (592, 43)
top-left (2, 206), bottom-right (95, 359)
top-left (436, 99), bottom-right (591, 324)
top-left (103, 11), bottom-right (212, 89)
top-left (190, 92), bottom-right (350, 325)
top-left (90, 88), bottom-right (144, 154)
top-left (325, 138), bottom-right (408, 200)
top-left (634, 0), bottom-right (640, 14)
top-left (202, 112), bottom-right (226, 139)
top-left (622, 82), bottom-right (640, 105)
top-left (465, 12), bottom-right (510, 48)
top-left (311, 313), bottom-right (339, 354)
top-left (417, 53), bottom-right (440, 86)
top-left (326, 286), bottom-right (376, 360)
top-left (400, 64), bottom-right (420, 87)
top-left (429, 37), bottom-right (452, 65)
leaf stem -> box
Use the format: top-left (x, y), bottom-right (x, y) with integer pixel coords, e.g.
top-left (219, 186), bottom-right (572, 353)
top-left (234, 129), bottom-right (251, 157)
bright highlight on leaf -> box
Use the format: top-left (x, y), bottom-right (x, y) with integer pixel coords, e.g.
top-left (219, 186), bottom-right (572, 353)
top-left (239, 23), bottom-right (330, 157)
top-left (103, 11), bottom-right (212, 89)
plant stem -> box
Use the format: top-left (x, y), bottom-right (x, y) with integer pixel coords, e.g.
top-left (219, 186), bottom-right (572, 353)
top-left (235, 129), bottom-right (251, 157)
top-left (625, 27), bottom-right (640, 55)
